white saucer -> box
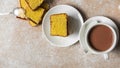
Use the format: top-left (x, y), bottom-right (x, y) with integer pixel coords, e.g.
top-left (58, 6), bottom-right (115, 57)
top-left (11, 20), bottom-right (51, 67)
top-left (42, 5), bottom-right (83, 47)
top-left (79, 16), bottom-right (119, 52)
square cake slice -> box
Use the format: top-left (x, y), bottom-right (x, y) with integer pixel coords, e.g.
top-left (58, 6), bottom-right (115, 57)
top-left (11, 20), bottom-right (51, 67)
top-left (25, 0), bottom-right (44, 10)
top-left (50, 13), bottom-right (68, 37)
top-left (20, 0), bottom-right (45, 24)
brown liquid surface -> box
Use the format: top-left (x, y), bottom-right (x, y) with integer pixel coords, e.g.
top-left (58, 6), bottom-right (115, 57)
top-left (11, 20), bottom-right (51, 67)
top-left (88, 25), bottom-right (113, 51)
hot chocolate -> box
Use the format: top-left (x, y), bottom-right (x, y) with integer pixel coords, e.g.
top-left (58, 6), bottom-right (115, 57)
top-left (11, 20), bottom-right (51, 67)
top-left (88, 25), bottom-right (113, 51)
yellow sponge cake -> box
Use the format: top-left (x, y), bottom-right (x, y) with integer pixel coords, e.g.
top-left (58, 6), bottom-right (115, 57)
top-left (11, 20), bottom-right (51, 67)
top-left (19, 0), bottom-right (45, 25)
top-left (41, 2), bottom-right (49, 11)
top-left (29, 20), bottom-right (37, 27)
top-left (25, 0), bottom-right (44, 10)
top-left (50, 13), bottom-right (68, 37)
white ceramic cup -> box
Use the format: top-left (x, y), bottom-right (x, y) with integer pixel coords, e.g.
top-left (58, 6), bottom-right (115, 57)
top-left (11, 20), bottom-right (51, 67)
top-left (85, 23), bottom-right (117, 55)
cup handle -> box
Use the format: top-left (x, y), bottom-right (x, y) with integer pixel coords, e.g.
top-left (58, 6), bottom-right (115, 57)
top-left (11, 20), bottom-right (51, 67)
top-left (103, 54), bottom-right (109, 60)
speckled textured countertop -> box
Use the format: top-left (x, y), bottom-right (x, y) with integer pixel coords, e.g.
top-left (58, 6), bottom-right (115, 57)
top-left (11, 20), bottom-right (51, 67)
top-left (0, 0), bottom-right (120, 68)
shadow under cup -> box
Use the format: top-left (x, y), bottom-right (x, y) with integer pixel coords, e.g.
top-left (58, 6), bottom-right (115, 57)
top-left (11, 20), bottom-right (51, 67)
top-left (86, 24), bottom-right (117, 53)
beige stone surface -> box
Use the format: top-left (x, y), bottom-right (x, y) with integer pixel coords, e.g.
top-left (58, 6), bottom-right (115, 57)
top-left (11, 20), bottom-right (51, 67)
top-left (0, 0), bottom-right (120, 68)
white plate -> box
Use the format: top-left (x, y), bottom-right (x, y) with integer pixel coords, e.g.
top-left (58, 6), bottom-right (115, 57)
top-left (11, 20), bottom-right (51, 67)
top-left (42, 5), bottom-right (83, 47)
top-left (79, 16), bottom-right (119, 53)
